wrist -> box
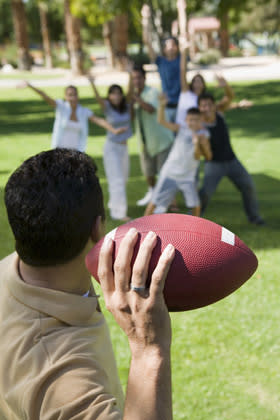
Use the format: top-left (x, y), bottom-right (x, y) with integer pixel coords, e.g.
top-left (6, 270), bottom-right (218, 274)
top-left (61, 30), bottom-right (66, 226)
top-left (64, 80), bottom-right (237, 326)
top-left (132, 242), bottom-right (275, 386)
top-left (130, 344), bottom-right (171, 366)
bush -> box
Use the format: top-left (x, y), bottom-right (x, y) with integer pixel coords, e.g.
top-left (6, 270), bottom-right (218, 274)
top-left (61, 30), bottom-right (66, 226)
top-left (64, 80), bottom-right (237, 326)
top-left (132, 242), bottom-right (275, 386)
top-left (129, 50), bottom-right (150, 66)
top-left (0, 43), bottom-right (18, 68)
top-left (194, 48), bottom-right (221, 66)
top-left (228, 47), bottom-right (243, 57)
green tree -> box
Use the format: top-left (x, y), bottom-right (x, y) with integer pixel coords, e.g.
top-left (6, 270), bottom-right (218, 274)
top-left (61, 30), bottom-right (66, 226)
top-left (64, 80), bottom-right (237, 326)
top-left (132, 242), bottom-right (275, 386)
top-left (235, 0), bottom-right (280, 35)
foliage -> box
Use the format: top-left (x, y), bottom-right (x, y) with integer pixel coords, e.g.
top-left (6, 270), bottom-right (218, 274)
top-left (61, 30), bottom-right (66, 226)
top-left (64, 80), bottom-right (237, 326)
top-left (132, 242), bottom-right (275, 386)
top-left (193, 48), bottom-right (221, 65)
top-left (234, 0), bottom-right (280, 34)
top-left (227, 46), bottom-right (243, 57)
top-left (0, 0), bottom-right (13, 42)
top-left (0, 43), bottom-right (19, 68)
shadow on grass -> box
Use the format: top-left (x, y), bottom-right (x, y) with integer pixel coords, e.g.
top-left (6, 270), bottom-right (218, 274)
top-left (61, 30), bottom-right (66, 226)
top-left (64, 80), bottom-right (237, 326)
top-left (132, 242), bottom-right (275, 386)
top-left (0, 98), bottom-right (105, 136)
top-left (1, 81), bottom-right (280, 139)
top-left (90, 153), bottom-right (279, 251)
top-left (0, 166), bottom-right (279, 261)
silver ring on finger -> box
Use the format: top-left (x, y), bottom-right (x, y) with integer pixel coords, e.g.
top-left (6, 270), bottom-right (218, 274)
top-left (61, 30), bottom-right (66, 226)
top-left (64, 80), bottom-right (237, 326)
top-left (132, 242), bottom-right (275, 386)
top-left (130, 284), bottom-right (147, 293)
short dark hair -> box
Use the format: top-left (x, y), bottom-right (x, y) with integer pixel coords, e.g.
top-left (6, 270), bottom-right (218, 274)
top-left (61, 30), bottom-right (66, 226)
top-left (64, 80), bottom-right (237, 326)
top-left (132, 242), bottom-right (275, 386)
top-left (198, 92), bottom-right (215, 105)
top-left (162, 36), bottom-right (179, 48)
top-left (5, 149), bottom-right (105, 267)
top-left (132, 64), bottom-right (146, 78)
top-left (187, 107), bottom-right (201, 116)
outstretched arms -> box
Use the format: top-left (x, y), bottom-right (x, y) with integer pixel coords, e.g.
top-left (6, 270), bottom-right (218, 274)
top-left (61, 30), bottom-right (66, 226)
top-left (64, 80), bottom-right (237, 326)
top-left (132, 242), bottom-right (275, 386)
top-left (89, 115), bottom-right (128, 135)
top-left (98, 228), bottom-right (175, 420)
top-left (17, 81), bottom-right (56, 108)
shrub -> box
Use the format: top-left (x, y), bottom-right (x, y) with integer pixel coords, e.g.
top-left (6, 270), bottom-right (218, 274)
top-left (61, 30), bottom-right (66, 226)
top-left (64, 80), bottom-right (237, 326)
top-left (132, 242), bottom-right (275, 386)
top-left (228, 47), bottom-right (243, 57)
top-left (0, 43), bottom-right (18, 68)
top-left (194, 48), bottom-right (221, 66)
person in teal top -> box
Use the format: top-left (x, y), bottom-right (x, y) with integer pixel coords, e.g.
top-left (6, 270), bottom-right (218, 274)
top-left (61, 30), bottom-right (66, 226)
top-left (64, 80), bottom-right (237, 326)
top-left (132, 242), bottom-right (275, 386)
top-left (129, 65), bottom-right (174, 206)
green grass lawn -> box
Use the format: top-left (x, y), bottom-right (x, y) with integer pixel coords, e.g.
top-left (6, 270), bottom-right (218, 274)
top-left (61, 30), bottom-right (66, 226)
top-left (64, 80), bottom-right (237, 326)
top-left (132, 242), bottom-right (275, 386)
top-left (0, 80), bottom-right (280, 419)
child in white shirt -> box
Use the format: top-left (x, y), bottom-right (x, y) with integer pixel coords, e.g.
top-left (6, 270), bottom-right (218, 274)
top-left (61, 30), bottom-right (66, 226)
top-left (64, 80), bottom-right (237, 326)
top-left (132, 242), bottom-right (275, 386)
top-left (145, 94), bottom-right (212, 217)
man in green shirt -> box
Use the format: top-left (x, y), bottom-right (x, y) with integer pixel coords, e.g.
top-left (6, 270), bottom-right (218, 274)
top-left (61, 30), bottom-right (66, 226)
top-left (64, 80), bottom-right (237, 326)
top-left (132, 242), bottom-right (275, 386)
top-left (130, 65), bottom-right (174, 206)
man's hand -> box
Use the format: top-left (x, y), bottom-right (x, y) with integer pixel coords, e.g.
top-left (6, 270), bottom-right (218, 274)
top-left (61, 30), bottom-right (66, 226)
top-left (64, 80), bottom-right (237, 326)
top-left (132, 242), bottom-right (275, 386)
top-left (98, 228), bottom-right (175, 353)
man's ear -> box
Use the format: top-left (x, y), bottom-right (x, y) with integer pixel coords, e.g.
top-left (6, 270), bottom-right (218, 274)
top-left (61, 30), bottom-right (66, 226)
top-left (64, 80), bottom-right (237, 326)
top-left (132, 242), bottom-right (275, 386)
top-left (90, 215), bottom-right (104, 243)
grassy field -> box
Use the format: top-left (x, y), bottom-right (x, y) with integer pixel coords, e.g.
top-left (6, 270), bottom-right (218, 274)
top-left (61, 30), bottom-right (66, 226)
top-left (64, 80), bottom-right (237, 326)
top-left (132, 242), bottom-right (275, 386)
top-left (0, 80), bottom-right (280, 419)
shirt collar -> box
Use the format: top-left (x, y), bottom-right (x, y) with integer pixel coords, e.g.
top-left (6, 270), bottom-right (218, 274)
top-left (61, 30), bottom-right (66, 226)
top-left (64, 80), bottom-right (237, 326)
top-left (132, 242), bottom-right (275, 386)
top-left (5, 253), bottom-right (99, 326)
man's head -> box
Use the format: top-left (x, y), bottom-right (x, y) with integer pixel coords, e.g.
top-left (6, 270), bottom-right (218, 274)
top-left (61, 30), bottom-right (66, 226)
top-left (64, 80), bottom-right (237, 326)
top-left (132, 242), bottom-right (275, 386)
top-left (162, 37), bottom-right (179, 60)
top-left (186, 107), bottom-right (202, 131)
top-left (131, 65), bottom-right (146, 94)
top-left (198, 92), bottom-right (216, 121)
top-left (5, 149), bottom-right (105, 267)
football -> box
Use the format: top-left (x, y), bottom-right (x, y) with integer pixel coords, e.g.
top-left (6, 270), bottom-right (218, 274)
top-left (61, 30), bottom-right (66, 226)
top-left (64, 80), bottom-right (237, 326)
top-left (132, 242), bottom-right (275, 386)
top-left (86, 214), bottom-right (258, 311)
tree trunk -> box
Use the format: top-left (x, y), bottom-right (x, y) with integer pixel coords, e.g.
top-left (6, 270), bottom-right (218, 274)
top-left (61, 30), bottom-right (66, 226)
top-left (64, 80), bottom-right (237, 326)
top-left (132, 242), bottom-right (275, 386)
top-left (38, 2), bottom-right (53, 68)
top-left (220, 10), bottom-right (230, 56)
top-left (103, 20), bottom-right (115, 68)
top-left (10, 0), bottom-right (32, 70)
top-left (112, 14), bottom-right (129, 71)
top-left (64, 0), bottom-right (84, 75)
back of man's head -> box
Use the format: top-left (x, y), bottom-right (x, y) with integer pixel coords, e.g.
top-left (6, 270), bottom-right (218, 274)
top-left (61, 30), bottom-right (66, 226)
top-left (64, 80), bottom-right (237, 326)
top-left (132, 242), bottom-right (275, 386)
top-left (5, 149), bottom-right (105, 267)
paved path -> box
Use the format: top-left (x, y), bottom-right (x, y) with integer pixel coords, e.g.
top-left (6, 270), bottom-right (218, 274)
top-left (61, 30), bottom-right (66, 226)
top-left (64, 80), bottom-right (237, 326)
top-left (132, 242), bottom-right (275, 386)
top-left (1, 55), bottom-right (279, 89)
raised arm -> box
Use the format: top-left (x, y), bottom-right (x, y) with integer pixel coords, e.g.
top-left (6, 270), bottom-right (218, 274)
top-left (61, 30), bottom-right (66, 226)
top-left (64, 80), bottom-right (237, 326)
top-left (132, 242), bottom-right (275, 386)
top-left (141, 4), bottom-right (157, 62)
top-left (89, 115), bottom-right (128, 135)
top-left (88, 76), bottom-right (106, 113)
top-left (215, 74), bottom-right (235, 113)
top-left (17, 80), bottom-right (56, 108)
top-left (98, 228), bottom-right (175, 420)
top-left (158, 93), bottom-right (180, 132)
top-left (180, 45), bottom-right (189, 92)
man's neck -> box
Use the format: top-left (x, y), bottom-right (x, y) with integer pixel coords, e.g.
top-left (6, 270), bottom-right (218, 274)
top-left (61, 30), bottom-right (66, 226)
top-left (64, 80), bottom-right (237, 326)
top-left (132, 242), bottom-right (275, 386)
top-left (18, 244), bottom-right (92, 296)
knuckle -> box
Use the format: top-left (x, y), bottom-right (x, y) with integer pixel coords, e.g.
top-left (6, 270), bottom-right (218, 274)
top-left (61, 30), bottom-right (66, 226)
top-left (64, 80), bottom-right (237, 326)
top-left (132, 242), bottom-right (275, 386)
top-left (131, 265), bottom-right (144, 280)
top-left (105, 301), bottom-right (113, 313)
top-left (113, 261), bottom-right (125, 275)
top-left (97, 267), bottom-right (108, 279)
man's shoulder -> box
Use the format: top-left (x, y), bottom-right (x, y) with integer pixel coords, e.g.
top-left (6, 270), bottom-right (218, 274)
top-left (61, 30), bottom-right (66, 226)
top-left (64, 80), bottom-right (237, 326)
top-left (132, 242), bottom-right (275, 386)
top-left (0, 252), bottom-right (16, 271)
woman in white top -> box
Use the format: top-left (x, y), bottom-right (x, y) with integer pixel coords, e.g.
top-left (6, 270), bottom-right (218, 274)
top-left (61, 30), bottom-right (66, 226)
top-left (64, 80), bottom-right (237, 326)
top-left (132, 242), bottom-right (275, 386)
top-left (18, 81), bottom-right (127, 152)
top-left (89, 77), bottom-right (133, 222)
top-left (176, 47), bottom-right (235, 127)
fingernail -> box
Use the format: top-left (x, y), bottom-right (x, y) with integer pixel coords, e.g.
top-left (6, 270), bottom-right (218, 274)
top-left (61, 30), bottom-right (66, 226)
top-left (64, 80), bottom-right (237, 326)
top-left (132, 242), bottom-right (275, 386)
top-left (127, 227), bottom-right (137, 236)
top-left (103, 236), bottom-right (112, 248)
top-left (163, 243), bottom-right (175, 257)
top-left (145, 231), bottom-right (156, 240)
